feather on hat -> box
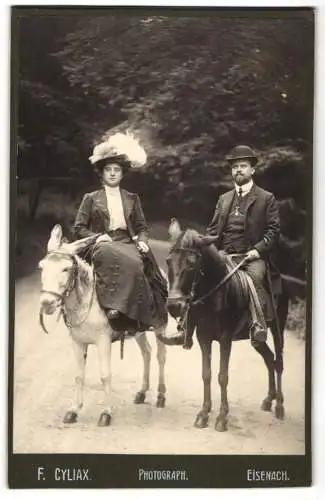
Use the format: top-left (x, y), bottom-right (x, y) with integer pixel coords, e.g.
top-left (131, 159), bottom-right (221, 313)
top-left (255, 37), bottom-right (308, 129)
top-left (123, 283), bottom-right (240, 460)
top-left (89, 133), bottom-right (147, 169)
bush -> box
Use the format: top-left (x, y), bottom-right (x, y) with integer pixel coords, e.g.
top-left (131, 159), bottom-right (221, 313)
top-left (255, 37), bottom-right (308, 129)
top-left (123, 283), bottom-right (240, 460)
top-left (286, 298), bottom-right (306, 339)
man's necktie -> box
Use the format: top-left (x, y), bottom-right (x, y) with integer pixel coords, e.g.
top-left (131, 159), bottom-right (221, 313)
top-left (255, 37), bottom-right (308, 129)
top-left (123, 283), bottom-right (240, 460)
top-left (234, 187), bottom-right (243, 216)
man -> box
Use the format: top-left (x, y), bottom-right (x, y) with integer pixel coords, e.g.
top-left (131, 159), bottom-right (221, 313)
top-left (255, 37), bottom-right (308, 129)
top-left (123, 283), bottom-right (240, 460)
top-left (172, 145), bottom-right (281, 348)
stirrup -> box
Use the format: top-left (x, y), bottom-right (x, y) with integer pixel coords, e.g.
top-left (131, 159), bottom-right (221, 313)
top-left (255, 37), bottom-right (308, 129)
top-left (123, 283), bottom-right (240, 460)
top-left (120, 331), bottom-right (125, 360)
top-left (250, 322), bottom-right (267, 343)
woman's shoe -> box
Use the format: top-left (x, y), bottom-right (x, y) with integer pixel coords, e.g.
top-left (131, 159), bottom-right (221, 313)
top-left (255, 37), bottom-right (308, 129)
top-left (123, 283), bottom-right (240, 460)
top-left (106, 309), bottom-right (119, 319)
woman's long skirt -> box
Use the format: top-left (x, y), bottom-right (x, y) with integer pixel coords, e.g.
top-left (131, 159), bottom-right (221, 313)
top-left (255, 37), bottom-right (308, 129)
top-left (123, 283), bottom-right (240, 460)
top-left (92, 240), bottom-right (157, 328)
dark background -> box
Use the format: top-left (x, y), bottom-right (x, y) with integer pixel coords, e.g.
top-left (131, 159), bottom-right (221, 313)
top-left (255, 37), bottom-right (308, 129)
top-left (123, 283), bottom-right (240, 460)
top-left (14, 8), bottom-right (313, 297)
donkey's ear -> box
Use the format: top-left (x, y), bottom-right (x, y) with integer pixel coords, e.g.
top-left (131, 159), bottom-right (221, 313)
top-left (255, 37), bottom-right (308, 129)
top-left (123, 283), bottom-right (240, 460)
top-left (168, 217), bottom-right (182, 243)
top-left (47, 224), bottom-right (63, 252)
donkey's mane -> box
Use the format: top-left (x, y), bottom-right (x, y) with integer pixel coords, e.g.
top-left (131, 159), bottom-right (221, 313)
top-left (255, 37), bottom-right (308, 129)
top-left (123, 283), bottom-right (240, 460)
top-left (76, 255), bottom-right (93, 286)
top-left (175, 228), bottom-right (201, 250)
top-left (59, 243), bottom-right (93, 286)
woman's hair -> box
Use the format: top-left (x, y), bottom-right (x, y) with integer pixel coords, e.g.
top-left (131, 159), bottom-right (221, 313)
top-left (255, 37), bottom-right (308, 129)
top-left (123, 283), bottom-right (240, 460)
top-left (93, 155), bottom-right (131, 178)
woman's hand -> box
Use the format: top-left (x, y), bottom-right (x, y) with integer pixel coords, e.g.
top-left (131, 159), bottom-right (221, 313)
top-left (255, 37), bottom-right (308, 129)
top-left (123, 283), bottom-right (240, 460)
top-left (96, 234), bottom-right (112, 244)
top-left (137, 241), bottom-right (149, 254)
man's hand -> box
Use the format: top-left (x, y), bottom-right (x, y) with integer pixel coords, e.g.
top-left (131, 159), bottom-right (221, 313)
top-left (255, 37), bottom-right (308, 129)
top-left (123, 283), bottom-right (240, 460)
top-left (137, 241), bottom-right (149, 253)
top-left (195, 234), bottom-right (218, 248)
top-left (96, 234), bottom-right (112, 244)
top-left (245, 249), bottom-right (260, 262)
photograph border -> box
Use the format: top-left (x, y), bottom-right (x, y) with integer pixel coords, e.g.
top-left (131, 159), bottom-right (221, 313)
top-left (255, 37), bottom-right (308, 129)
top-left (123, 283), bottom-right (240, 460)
top-left (7, 5), bottom-right (313, 489)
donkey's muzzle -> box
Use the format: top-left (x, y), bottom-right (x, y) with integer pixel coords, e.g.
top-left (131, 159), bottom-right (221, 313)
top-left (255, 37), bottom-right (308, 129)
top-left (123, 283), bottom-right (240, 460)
top-left (167, 297), bottom-right (185, 319)
top-left (40, 293), bottom-right (60, 315)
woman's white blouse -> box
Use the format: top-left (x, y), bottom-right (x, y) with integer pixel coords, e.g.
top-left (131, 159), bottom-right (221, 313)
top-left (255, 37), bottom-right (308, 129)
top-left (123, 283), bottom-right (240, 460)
top-left (104, 186), bottom-right (127, 230)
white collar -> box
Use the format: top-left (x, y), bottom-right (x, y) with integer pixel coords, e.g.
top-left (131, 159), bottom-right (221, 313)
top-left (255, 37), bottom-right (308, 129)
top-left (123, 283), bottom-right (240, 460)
top-left (104, 185), bottom-right (121, 196)
top-left (235, 180), bottom-right (254, 196)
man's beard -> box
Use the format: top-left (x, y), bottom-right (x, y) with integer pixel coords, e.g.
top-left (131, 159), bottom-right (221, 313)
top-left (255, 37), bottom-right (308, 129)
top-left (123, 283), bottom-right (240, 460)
top-left (234, 173), bottom-right (250, 185)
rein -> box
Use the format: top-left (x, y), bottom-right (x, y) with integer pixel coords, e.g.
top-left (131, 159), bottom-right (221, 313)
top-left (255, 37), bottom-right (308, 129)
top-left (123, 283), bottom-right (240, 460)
top-left (39, 251), bottom-right (96, 334)
top-left (170, 245), bottom-right (248, 307)
top-left (192, 255), bottom-right (248, 306)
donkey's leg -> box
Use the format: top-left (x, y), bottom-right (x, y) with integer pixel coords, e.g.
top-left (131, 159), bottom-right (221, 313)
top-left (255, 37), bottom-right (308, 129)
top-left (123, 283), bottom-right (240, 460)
top-left (63, 339), bottom-right (87, 424)
top-left (274, 350), bottom-right (285, 419)
top-left (215, 337), bottom-right (232, 432)
top-left (134, 332), bottom-right (152, 404)
top-left (251, 339), bottom-right (276, 412)
top-left (155, 331), bottom-right (167, 408)
top-left (271, 321), bottom-right (285, 420)
top-left (272, 295), bottom-right (287, 419)
top-left (194, 339), bottom-right (212, 428)
top-left (96, 333), bottom-right (112, 426)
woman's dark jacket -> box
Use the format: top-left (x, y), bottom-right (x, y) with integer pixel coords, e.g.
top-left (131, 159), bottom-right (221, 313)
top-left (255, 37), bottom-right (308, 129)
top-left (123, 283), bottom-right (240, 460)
top-left (74, 188), bottom-right (149, 243)
top-left (74, 188), bottom-right (168, 324)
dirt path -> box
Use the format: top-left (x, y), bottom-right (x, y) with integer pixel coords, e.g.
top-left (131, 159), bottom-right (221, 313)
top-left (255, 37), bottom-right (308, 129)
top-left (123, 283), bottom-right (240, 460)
top-left (12, 242), bottom-right (305, 455)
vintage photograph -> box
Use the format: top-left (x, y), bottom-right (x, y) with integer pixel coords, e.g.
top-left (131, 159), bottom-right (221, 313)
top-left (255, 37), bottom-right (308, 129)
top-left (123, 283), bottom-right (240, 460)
top-left (9, 7), bottom-right (313, 487)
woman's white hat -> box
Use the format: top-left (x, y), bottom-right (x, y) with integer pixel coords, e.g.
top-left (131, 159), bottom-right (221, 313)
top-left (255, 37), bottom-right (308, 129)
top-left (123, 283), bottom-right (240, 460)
top-left (89, 133), bottom-right (147, 169)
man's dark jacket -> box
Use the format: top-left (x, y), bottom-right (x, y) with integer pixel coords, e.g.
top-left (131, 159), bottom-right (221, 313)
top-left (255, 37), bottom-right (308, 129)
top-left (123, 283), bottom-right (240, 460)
top-left (206, 183), bottom-right (281, 294)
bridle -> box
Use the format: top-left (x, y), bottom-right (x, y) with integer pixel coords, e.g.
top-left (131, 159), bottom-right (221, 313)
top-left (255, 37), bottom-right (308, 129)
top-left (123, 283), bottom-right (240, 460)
top-left (168, 245), bottom-right (248, 307)
top-left (39, 250), bottom-right (95, 333)
top-left (40, 251), bottom-right (79, 300)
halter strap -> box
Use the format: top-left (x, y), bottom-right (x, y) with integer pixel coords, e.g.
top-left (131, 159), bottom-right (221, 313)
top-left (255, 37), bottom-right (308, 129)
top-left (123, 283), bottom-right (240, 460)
top-left (40, 289), bottom-right (64, 301)
top-left (40, 252), bottom-right (78, 302)
top-left (169, 246), bottom-right (201, 257)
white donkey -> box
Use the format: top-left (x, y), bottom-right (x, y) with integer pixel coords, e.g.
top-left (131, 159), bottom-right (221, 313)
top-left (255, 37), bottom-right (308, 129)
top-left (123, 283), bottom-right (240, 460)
top-left (38, 224), bottom-right (168, 426)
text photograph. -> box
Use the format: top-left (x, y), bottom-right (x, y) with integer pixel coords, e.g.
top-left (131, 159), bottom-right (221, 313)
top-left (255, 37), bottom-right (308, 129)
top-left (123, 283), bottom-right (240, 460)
top-left (9, 7), bottom-right (313, 488)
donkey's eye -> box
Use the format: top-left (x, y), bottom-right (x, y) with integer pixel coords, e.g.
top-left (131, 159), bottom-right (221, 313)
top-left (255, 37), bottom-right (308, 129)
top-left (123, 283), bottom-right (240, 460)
top-left (62, 267), bottom-right (70, 272)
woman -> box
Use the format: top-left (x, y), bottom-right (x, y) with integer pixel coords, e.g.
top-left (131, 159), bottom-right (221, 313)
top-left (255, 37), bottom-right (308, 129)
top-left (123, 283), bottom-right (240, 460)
top-left (74, 133), bottom-right (168, 336)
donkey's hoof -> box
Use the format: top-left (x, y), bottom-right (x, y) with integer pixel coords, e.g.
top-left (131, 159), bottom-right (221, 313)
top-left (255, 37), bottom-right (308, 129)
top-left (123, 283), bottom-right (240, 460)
top-left (156, 394), bottom-right (166, 408)
top-left (261, 399), bottom-right (273, 412)
top-left (275, 405), bottom-right (285, 420)
top-left (194, 412), bottom-right (209, 428)
top-left (63, 411), bottom-right (78, 424)
top-left (134, 391), bottom-right (146, 404)
top-left (215, 418), bottom-right (228, 432)
top-left (97, 411), bottom-right (112, 427)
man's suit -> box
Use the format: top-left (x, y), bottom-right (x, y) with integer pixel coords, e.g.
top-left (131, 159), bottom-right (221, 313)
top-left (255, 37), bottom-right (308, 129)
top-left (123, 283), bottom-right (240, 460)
top-left (201, 182), bottom-right (281, 335)
top-left (207, 184), bottom-right (279, 257)
top-left (206, 183), bottom-right (281, 297)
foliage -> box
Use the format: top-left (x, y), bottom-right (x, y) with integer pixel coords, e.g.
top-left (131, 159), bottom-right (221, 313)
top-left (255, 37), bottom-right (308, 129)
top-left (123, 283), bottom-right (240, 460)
top-left (16, 11), bottom-right (314, 280)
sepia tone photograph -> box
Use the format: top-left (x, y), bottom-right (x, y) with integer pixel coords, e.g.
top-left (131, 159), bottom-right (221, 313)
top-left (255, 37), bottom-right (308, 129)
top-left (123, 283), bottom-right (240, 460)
top-left (9, 6), bottom-right (313, 488)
